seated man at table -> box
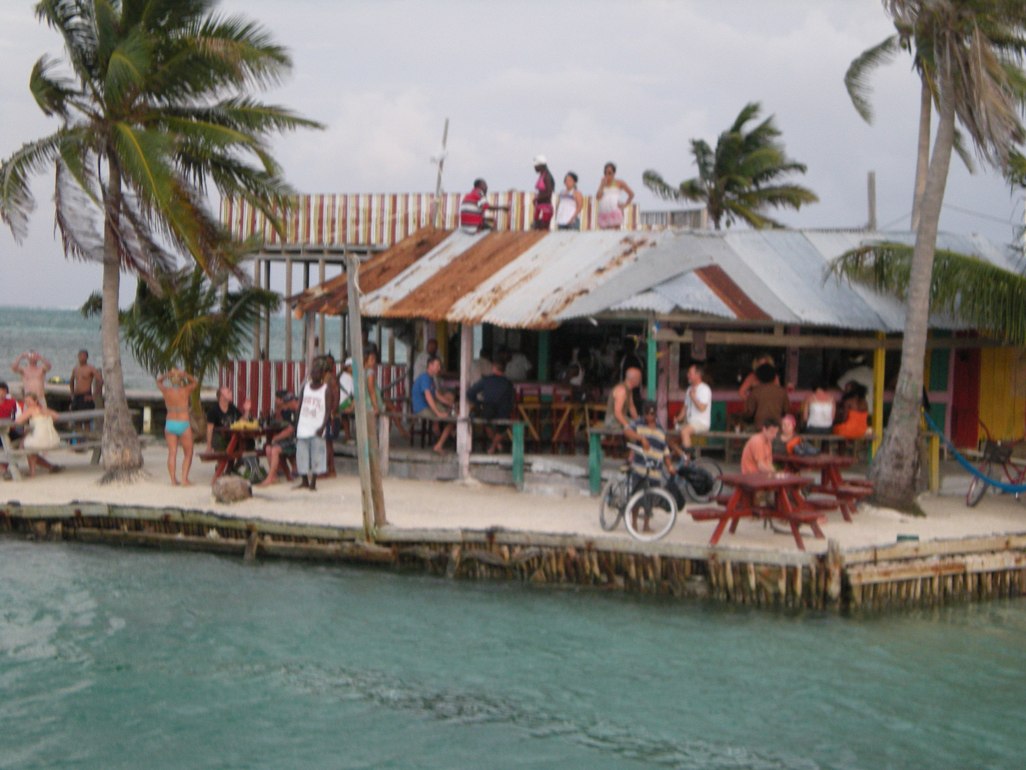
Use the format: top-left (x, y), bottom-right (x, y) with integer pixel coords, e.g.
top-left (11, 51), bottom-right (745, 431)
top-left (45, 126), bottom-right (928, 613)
top-left (467, 359), bottom-right (515, 454)
top-left (741, 418), bottom-right (779, 474)
top-left (258, 390), bottom-right (299, 486)
top-left (674, 363), bottom-right (711, 455)
top-left (412, 356), bottom-right (455, 453)
top-left (206, 386), bottom-right (242, 452)
top-left (623, 400), bottom-right (675, 534)
top-left (603, 366), bottom-right (642, 433)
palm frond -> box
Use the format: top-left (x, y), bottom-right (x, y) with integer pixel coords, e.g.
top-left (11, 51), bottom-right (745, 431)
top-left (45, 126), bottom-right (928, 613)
top-left (0, 131), bottom-right (67, 241)
top-left (844, 35), bottom-right (901, 123)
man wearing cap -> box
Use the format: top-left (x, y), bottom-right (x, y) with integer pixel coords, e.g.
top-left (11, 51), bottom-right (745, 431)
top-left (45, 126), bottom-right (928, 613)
top-left (623, 401), bottom-right (674, 534)
top-left (258, 390), bottom-right (299, 486)
top-left (532, 155), bottom-right (555, 230)
top-left (458, 179), bottom-right (508, 234)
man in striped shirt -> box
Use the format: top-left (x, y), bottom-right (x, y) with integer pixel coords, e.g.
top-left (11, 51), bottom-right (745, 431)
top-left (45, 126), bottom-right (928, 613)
top-left (459, 179), bottom-right (507, 233)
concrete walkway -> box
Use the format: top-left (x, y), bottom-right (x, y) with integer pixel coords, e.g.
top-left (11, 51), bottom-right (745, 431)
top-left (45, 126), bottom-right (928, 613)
top-left (3, 444), bottom-right (1025, 556)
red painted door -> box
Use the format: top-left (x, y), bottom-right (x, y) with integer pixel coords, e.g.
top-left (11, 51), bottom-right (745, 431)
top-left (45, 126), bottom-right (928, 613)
top-left (950, 349), bottom-right (980, 448)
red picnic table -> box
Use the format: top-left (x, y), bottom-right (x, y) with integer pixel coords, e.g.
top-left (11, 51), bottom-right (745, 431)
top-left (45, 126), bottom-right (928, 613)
top-left (689, 471), bottom-right (832, 551)
top-left (773, 453), bottom-right (872, 521)
top-left (202, 426), bottom-right (276, 483)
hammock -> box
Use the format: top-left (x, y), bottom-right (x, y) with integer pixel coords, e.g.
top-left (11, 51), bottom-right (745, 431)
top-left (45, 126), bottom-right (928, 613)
top-left (921, 409), bottom-right (1026, 494)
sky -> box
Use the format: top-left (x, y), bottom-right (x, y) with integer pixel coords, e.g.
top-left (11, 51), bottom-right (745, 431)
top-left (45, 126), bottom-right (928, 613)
top-left (1, 0), bottom-right (1023, 309)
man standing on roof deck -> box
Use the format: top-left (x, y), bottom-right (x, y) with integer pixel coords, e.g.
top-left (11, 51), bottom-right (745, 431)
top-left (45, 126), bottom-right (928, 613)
top-left (11, 350), bottom-right (51, 406)
top-left (532, 155), bottom-right (555, 230)
top-left (458, 178), bottom-right (508, 234)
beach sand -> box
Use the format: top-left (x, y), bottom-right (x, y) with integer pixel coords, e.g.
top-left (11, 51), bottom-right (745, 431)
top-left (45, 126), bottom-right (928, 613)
top-left (3, 444), bottom-right (1024, 555)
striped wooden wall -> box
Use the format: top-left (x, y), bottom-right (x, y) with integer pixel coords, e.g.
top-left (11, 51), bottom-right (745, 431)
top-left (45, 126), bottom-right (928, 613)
top-left (219, 361), bottom-right (409, 418)
top-left (221, 192), bottom-right (641, 247)
top-left (978, 347), bottom-right (1026, 441)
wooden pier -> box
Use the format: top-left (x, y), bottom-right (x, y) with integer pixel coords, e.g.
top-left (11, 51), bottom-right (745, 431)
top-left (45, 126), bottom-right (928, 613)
top-left (2, 500), bottom-right (1023, 613)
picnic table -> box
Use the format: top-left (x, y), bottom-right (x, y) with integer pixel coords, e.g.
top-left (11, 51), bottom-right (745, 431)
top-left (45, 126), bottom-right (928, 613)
top-left (689, 471), bottom-right (832, 551)
top-left (773, 453), bottom-right (872, 522)
top-left (0, 409), bottom-right (109, 480)
top-left (201, 425), bottom-right (276, 483)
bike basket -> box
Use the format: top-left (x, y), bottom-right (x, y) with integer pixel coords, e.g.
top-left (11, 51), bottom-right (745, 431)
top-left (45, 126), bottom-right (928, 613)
top-left (982, 440), bottom-right (1013, 463)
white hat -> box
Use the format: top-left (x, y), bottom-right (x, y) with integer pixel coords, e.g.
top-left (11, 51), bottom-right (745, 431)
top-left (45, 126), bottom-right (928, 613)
top-left (344, 357), bottom-right (353, 367)
top-left (533, 154), bottom-right (547, 166)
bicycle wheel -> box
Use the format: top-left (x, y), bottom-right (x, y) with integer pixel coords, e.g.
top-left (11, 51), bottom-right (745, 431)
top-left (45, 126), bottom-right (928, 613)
top-left (623, 486), bottom-right (677, 542)
top-left (685, 457), bottom-right (723, 503)
top-left (599, 477), bottom-right (628, 531)
top-left (966, 462), bottom-right (992, 507)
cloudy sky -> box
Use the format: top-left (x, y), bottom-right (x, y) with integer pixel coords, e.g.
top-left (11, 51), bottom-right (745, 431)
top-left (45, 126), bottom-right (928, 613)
top-left (1, 0), bottom-right (1023, 308)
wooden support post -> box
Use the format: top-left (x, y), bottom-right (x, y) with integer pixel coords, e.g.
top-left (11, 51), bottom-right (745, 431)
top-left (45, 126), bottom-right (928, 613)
top-left (873, 332), bottom-right (885, 458)
top-left (378, 413), bottom-right (390, 477)
top-left (303, 313), bottom-right (316, 376)
top-left (263, 258), bottom-right (271, 358)
top-left (589, 431), bottom-right (603, 495)
top-left (346, 253), bottom-right (387, 537)
top-left (646, 319), bottom-right (657, 399)
top-left (252, 257), bottom-right (261, 359)
top-left (929, 434), bottom-right (940, 493)
top-left (537, 331), bottom-right (550, 382)
top-left (512, 423), bottom-right (525, 490)
top-left (457, 323), bottom-right (473, 481)
top-left (284, 257), bottom-right (293, 361)
top-left (318, 257), bottom-right (326, 352)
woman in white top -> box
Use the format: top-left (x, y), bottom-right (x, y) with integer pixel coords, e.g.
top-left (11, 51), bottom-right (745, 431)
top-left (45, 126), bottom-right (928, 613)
top-left (555, 172), bottom-right (584, 230)
top-left (15, 392), bottom-right (61, 477)
top-left (803, 382), bottom-right (836, 435)
top-left (596, 162), bottom-right (634, 230)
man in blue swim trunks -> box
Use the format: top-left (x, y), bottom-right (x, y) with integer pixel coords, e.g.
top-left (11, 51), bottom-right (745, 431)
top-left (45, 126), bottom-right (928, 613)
top-left (157, 368), bottom-right (198, 486)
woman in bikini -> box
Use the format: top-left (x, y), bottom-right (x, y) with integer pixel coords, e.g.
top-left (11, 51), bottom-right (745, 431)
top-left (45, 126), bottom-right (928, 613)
top-left (157, 368), bottom-right (198, 485)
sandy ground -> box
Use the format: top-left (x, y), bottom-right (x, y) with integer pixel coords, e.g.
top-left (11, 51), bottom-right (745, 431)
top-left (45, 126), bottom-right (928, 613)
top-left (3, 444), bottom-right (1025, 555)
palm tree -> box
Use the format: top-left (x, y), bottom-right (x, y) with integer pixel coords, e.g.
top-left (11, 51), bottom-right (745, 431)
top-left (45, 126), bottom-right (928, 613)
top-left (845, 27), bottom-right (977, 230)
top-left (0, 0), bottom-right (320, 481)
top-left (643, 102), bottom-right (818, 230)
top-left (829, 242), bottom-right (1026, 344)
top-left (86, 264), bottom-right (281, 425)
top-left (857, 0), bottom-right (1026, 509)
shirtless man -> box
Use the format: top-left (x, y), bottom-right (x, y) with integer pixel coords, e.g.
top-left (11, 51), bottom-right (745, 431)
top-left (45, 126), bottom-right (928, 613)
top-left (604, 366), bottom-right (642, 433)
top-left (11, 350), bottom-right (51, 407)
top-left (69, 349), bottom-right (103, 410)
top-left (157, 368), bottom-right (198, 486)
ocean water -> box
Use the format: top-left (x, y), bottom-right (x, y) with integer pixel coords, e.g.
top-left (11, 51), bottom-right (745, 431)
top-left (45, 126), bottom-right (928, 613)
top-left (0, 306), bottom-right (360, 391)
top-left (1, 540), bottom-right (1023, 770)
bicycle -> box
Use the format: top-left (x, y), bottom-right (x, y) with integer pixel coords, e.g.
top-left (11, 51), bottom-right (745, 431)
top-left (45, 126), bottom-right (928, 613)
top-left (965, 420), bottom-right (1026, 507)
top-left (598, 443), bottom-right (678, 541)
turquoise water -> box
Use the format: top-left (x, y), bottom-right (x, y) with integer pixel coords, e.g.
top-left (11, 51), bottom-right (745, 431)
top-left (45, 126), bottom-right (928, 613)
top-left (1, 540), bottom-right (1023, 769)
top-left (0, 306), bottom-right (361, 390)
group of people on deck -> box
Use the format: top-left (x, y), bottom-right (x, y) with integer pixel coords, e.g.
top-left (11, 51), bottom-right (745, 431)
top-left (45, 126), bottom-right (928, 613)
top-left (600, 350), bottom-right (875, 483)
top-left (458, 158), bottom-right (634, 234)
top-left (0, 349), bottom-right (103, 479)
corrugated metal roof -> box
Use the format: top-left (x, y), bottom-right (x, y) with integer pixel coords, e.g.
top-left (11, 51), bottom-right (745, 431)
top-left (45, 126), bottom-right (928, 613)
top-left (291, 227), bottom-right (1017, 332)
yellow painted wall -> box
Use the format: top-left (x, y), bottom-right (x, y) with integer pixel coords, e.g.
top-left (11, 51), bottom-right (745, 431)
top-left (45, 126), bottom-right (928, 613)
top-left (978, 347), bottom-right (1026, 440)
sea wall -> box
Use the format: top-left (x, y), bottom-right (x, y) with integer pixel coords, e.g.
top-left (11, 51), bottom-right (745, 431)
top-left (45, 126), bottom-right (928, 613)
top-left (2, 502), bottom-right (1024, 612)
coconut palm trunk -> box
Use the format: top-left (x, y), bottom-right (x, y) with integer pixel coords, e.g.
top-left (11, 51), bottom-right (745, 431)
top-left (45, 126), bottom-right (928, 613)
top-left (100, 161), bottom-right (142, 478)
top-left (910, 81), bottom-right (932, 231)
top-left (871, 55), bottom-right (957, 507)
